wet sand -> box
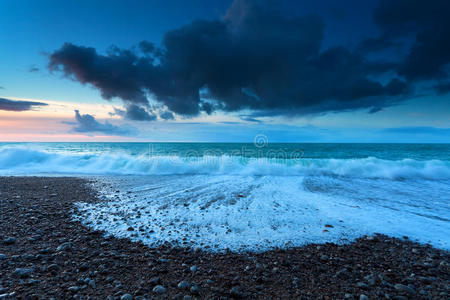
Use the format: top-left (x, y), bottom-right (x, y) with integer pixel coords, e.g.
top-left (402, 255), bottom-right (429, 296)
top-left (0, 177), bottom-right (448, 299)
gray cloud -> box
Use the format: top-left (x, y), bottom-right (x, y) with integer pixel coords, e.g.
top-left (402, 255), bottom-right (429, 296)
top-left (435, 82), bottom-right (450, 95)
top-left (159, 110), bottom-right (174, 120)
top-left (49, 0), bottom-right (450, 119)
top-left (29, 66), bottom-right (40, 73)
top-left (71, 110), bottom-right (135, 136)
top-left (239, 115), bottom-right (262, 123)
top-left (372, 0), bottom-right (450, 82)
top-left (0, 97), bottom-right (48, 112)
top-left (383, 126), bottom-right (450, 135)
top-left (112, 104), bottom-right (157, 121)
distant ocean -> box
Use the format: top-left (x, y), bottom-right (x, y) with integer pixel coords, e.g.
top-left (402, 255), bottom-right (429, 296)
top-left (1, 142), bottom-right (449, 251)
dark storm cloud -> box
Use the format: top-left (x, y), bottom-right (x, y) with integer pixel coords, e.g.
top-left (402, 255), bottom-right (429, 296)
top-left (71, 110), bottom-right (135, 136)
top-left (372, 0), bottom-right (450, 82)
top-left (435, 83), bottom-right (450, 95)
top-left (0, 97), bottom-right (48, 112)
top-left (48, 0), bottom-right (446, 119)
top-left (159, 110), bottom-right (174, 120)
top-left (113, 104), bottom-right (157, 121)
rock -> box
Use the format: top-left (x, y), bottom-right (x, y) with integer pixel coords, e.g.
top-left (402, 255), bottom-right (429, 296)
top-left (47, 264), bottom-right (59, 272)
top-left (356, 282), bottom-right (369, 289)
top-left (230, 286), bottom-right (245, 298)
top-left (68, 286), bottom-right (79, 293)
top-left (121, 294), bottom-right (133, 300)
top-left (190, 265), bottom-right (197, 272)
top-left (359, 295), bottom-right (369, 300)
top-left (56, 242), bottom-right (73, 252)
top-left (394, 283), bottom-right (415, 294)
top-left (344, 294), bottom-right (353, 299)
top-left (149, 276), bottom-right (160, 285)
top-left (190, 284), bottom-right (200, 294)
top-left (177, 281), bottom-right (191, 290)
top-left (364, 274), bottom-right (377, 286)
top-left (392, 296), bottom-right (408, 300)
top-left (3, 237), bottom-right (16, 245)
top-left (320, 255), bottom-right (329, 260)
top-left (0, 254), bottom-right (5, 260)
top-left (152, 285), bottom-right (166, 294)
top-left (88, 279), bottom-right (96, 288)
top-left (12, 268), bottom-right (33, 278)
top-left (336, 269), bottom-right (350, 279)
top-left (79, 262), bottom-right (89, 271)
top-left (26, 279), bottom-right (40, 285)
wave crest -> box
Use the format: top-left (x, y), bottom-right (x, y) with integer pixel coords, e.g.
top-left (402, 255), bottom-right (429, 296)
top-left (0, 147), bottom-right (449, 179)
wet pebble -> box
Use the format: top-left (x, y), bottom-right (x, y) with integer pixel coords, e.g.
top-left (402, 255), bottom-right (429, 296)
top-left (152, 285), bottom-right (166, 294)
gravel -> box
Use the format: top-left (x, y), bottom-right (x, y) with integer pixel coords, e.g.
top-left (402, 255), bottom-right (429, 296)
top-left (0, 176), bottom-right (448, 299)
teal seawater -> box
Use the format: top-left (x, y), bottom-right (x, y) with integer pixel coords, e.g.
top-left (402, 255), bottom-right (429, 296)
top-left (0, 142), bottom-right (449, 250)
top-left (1, 142), bottom-right (449, 160)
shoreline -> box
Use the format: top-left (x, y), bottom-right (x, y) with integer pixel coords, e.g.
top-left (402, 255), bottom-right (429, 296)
top-left (0, 176), bottom-right (448, 299)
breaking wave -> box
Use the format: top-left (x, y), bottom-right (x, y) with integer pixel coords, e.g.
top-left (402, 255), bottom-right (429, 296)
top-left (0, 146), bottom-right (449, 180)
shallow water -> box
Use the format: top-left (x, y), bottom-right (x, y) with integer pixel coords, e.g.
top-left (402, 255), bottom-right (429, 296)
top-left (1, 142), bottom-right (449, 251)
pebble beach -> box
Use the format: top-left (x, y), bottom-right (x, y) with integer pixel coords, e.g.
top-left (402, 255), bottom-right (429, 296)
top-left (0, 177), bottom-right (449, 299)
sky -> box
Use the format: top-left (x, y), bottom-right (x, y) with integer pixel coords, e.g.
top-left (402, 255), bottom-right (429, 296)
top-left (0, 0), bottom-right (449, 142)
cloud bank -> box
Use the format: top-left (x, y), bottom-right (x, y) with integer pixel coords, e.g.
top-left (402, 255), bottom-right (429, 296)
top-left (71, 110), bottom-right (135, 136)
top-left (0, 97), bottom-right (48, 112)
top-left (48, 0), bottom-right (449, 119)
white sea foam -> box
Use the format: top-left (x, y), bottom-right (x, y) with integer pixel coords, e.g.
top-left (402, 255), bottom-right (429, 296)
top-left (73, 173), bottom-right (450, 252)
top-left (1, 146), bottom-right (449, 180)
top-left (1, 146), bottom-right (449, 251)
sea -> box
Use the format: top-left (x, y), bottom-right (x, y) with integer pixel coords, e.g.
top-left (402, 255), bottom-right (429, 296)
top-left (0, 142), bottom-right (449, 252)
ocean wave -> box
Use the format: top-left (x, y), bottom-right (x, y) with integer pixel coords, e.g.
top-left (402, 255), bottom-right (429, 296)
top-left (0, 146), bottom-right (449, 179)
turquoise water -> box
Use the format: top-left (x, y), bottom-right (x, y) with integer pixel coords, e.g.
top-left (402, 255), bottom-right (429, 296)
top-left (1, 142), bottom-right (449, 251)
top-left (1, 142), bottom-right (449, 160)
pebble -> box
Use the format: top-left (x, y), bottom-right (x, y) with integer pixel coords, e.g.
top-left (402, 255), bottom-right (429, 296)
top-left (190, 265), bottom-right (197, 272)
top-left (392, 296), bottom-right (407, 300)
top-left (178, 281), bottom-right (191, 290)
top-left (88, 279), bottom-right (96, 288)
top-left (47, 264), bottom-right (59, 272)
top-left (68, 286), bottom-right (79, 292)
top-left (0, 254), bottom-right (5, 260)
top-left (394, 283), bottom-right (415, 294)
top-left (12, 268), bottom-right (33, 278)
top-left (359, 294), bottom-right (369, 300)
top-left (121, 294), bottom-right (133, 300)
top-left (56, 242), bottom-right (73, 252)
top-left (149, 276), bottom-right (160, 285)
top-left (356, 282), bottom-right (369, 289)
top-left (3, 237), bottom-right (16, 245)
top-left (152, 285), bottom-right (166, 294)
top-left (190, 284), bottom-right (200, 294)
top-left (230, 286), bottom-right (245, 298)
